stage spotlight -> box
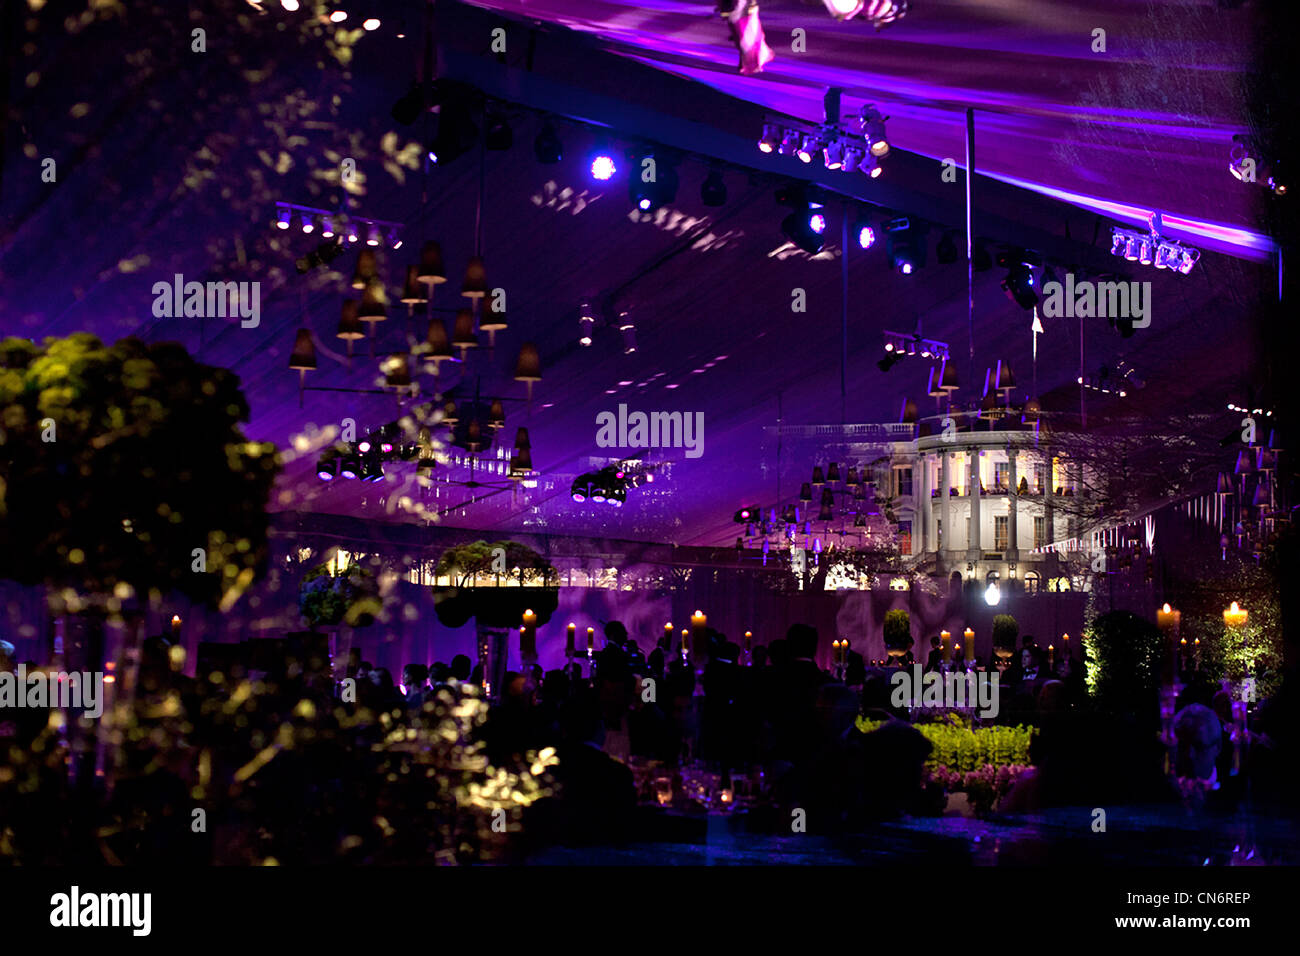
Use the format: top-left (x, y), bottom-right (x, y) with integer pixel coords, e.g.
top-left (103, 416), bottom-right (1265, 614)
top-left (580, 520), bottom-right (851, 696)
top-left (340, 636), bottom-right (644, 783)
top-left (363, 18), bottom-right (381, 31)
top-left (796, 134), bottom-right (822, 164)
top-left (619, 313), bottom-right (637, 354)
top-left (320, 217), bottom-right (335, 238)
top-left (388, 228), bottom-right (403, 250)
top-left (1176, 247), bottom-right (1201, 275)
top-left (485, 114), bottom-right (513, 150)
top-left (884, 218), bottom-right (925, 274)
top-left (935, 230), bottom-right (958, 264)
top-left (358, 439), bottom-right (372, 454)
top-left (276, 207), bottom-right (292, 230)
top-left (534, 121), bottom-right (563, 164)
top-left (365, 223), bottom-right (382, 247)
top-left (1110, 231), bottom-right (1127, 256)
top-left (339, 458), bottom-right (360, 480)
top-left (590, 152), bottom-right (617, 181)
top-left (1001, 261), bottom-right (1038, 310)
top-left (701, 169), bottom-right (727, 206)
top-left (1123, 235), bottom-right (1139, 261)
top-left (608, 485), bottom-right (626, 507)
top-left (579, 300), bottom-right (596, 347)
top-left (861, 105), bottom-right (889, 156)
top-left (857, 223), bottom-right (876, 249)
top-left (758, 123), bottom-right (782, 154)
top-left (316, 458), bottom-right (336, 481)
top-left (823, 140), bottom-right (845, 170)
top-left (841, 145), bottom-right (864, 173)
top-left (782, 205), bottom-right (827, 255)
top-left (778, 129), bottom-right (800, 156)
top-left (1137, 236), bottom-right (1153, 265)
top-left (629, 155), bottom-right (679, 212)
top-left (361, 458), bottom-right (385, 482)
top-left (860, 153), bottom-right (883, 178)
top-left (330, 10), bottom-right (347, 22)
top-left (300, 213), bottom-right (315, 234)
top-left (571, 479), bottom-right (590, 503)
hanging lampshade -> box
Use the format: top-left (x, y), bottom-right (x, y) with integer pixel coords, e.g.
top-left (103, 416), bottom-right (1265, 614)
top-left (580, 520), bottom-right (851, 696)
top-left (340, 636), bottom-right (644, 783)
top-left (510, 443), bottom-right (533, 477)
top-left (818, 502), bottom-right (833, 521)
top-left (845, 466), bottom-right (859, 487)
top-left (899, 398), bottom-right (919, 424)
top-left (514, 427), bottom-right (531, 450)
top-left (1217, 472), bottom-right (1235, 496)
top-left (940, 359), bottom-right (960, 393)
top-left (1234, 449), bottom-right (1256, 475)
top-left (996, 360), bottom-right (1016, 392)
top-left (799, 482), bottom-right (813, 503)
top-left (351, 249), bottom-right (379, 290)
top-left (927, 365), bottom-right (944, 399)
top-left (811, 466), bottom-right (825, 486)
top-left (416, 241), bottom-right (447, 286)
top-left (461, 255), bottom-right (488, 299)
top-left (488, 398), bottom-right (505, 430)
top-left (382, 353), bottom-right (411, 389)
top-left (1257, 447), bottom-right (1276, 471)
top-left (826, 462), bottom-right (841, 483)
top-left (452, 308), bottom-right (478, 357)
top-left (480, 300), bottom-right (508, 348)
top-left (820, 487), bottom-right (834, 506)
top-left (423, 318), bottom-right (453, 371)
top-left (1252, 479), bottom-right (1271, 508)
top-left (466, 419), bottom-right (483, 452)
top-left (400, 265), bottom-right (428, 306)
top-left (337, 300), bottom-right (364, 341)
top-left (289, 329), bottom-right (316, 408)
top-left (358, 279), bottom-right (388, 320)
top-left (442, 400), bottom-right (459, 426)
top-left (289, 328), bottom-right (317, 371)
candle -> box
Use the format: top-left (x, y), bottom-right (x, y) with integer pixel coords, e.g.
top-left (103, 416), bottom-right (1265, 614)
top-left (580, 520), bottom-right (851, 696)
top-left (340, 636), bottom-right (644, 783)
top-left (744, 631), bottom-right (753, 650)
top-left (690, 610), bottom-right (707, 647)
top-left (681, 628), bottom-right (690, 657)
top-left (833, 640), bottom-right (843, 666)
top-left (1156, 603), bottom-right (1177, 632)
top-left (520, 610), bottom-right (537, 660)
top-left (1048, 644), bottom-right (1055, 671)
top-left (565, 623), bottom-right (576, 657)
top-left (586, 627), bottom-right (595, 653)
top-left (1223, 602), bottom-right (1248, 629)
top-left (963, 627), bottom-right (975, 662)
top-left (171, 614), bottom-right (182, 639)
top-left (664, 622), bottom-right (674, 646)
top-left (940, 630), bottom-right (952, 665)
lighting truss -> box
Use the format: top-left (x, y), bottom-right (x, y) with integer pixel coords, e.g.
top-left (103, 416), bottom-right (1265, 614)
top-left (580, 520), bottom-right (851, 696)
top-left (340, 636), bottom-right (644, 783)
top-left (882, 330), bottom-right (949, 360)
top-left (1109, 212), bottom-right (1200, 275)
top-left (275, 201), bottom-right (404, 248)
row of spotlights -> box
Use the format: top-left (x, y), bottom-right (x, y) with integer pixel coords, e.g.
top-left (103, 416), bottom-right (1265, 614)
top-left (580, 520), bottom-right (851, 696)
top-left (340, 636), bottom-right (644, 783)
top-left (276, 204), bottom-right (402, 249)
top-left (1109, 228), bottom-right (1199, 274)
top-left (758, 121), bottom-right (885, 178)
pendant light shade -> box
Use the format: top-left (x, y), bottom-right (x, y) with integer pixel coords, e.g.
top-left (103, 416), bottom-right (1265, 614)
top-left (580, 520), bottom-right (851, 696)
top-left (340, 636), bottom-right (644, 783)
top-left (461, 256), bottom-right (488, 299)
top-left (514, 427), bottom-right (531, 450)
top-left (900, 397), bottom-right (919, 424)
top-left (510, 443), bottom-right (533, 478)
top-left (351, 249), bottom-right (378, 290)
top-left (423, 318), bottom-right (453, 371)
top-left (337, 300), bottom-right (364, 341)
top-left (289, 328), bottom-right (317, 371)
top-left (799, 482), bottom-right (813, 503)
top-left (480, 302), bottom-right (508, 333)
top-left (1252, 479), bottom-right (1271, 508)
top-left (358, 279), bottom-right (388, 320)
top-left (466, 419), bottom-right (483, 452)
top-left (442, 400), bottom-right (459, 426)
top-left (940, 358), bottom-right (960, 393)
top-left (927, 365), bottom-right (944, 399)
top-left (1217, 472), bottom-right (1235, 496)
top-left (452, 308), bottom-right (478, 357)
top-left (488, 398), bottom-right (505, 430)
top-left (289, 328), bottom-right (316, 408)
top-left (845, 466), bottom-right (859, 487)
top-left (400, 265), bottom-right (428, 305)
top-left (996, 360), bottom-right (1016, 392)
top-left (1234, 449), bottom-right (1256, 476)
top-left (811, 466), bottom-right (825, 486)
top-left (382, 352), bottom-right (411, 389)
top-left (826, 462), bottom-right (841, 483)
top-left (416, 241), bottom-right (447, 285)
top-left (514, 342), bottom-right (542, 382)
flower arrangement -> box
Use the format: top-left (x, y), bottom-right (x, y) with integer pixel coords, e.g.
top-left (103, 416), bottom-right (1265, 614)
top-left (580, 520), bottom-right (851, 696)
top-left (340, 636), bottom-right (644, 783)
top-left (926, 763), bottom-right (1029, 814)
top-left (299, 561), bottom-right (381, 629)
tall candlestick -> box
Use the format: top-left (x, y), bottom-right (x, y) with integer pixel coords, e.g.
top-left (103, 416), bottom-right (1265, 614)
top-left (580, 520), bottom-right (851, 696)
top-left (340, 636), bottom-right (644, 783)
top-left (565, 623), bottom-right (576, 657)
top-left (1047, 644), bottom-right (1055, 672)
top-left (744, 631), bottom-right (753, 650)
top-left (171, 614), bottom-right (182, 639)
top-left (940, 630), bottom-right (952, 665)
top-left (963, 627), bottom-right (975, 662)
top-left (664, 622), bottom-right (674, 647)
top-left (586, 627), bottom-right (595, 653)
top-left (690, 610), bottom-right (707, 649)
top-left (680, 628), bottom-right (690, 659)
top-left (521, 609), bottom-right (538, 660)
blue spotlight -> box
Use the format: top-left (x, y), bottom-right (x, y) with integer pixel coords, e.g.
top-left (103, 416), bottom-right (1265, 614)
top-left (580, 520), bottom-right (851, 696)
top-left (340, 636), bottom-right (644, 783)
top-left (858, 225), bottom-right (876, 249)
top-left (590, 154), bottom-right (617, 181)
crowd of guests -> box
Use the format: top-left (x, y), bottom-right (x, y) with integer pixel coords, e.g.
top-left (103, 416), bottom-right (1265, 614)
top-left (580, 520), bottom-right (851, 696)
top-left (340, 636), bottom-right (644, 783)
top-left (2, 621), bottom-right (1296, 863)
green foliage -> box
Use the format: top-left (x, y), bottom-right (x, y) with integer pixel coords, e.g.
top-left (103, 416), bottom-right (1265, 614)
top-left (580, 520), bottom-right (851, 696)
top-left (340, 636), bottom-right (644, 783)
top-left (299, 562), bottom-right (381, 629)
top-left (1083, 610), bottom-right (1163, 711)
top-left (855, 713), bottom-right (1035, 771)
top-left (992, 614), bottom-right (1020, 652)
top-left (0, 334), bottom-right (279, 608)
top-left (434, 540), bottom-right (554, 586)
top-left (882, 608), bottom-right (913, 651)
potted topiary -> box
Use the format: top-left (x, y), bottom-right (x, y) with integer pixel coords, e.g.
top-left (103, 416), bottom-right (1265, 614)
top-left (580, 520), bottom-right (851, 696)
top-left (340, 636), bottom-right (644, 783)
top-left (992, 614), bottom-right (1019, 659)
top-left (883, 608), bottom-right (913, 660)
